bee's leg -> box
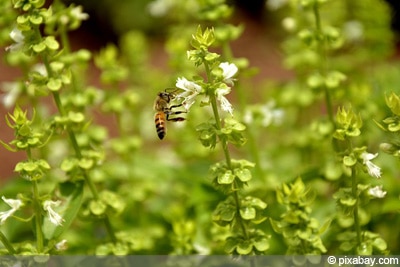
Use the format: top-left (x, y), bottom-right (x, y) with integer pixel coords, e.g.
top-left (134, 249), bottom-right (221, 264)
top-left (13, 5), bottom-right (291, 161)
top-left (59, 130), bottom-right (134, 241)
top-left (169, 103), bottom-right (186, 110)
top-left (165, 110), bottom-right (186, 122)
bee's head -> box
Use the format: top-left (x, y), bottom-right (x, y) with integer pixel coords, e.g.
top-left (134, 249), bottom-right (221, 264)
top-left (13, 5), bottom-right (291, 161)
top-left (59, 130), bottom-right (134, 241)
top-left (158, 91), bottom-right (175, 102)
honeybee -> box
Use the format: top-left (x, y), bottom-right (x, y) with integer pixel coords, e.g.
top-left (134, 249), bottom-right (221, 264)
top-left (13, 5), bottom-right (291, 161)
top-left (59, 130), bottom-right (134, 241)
top-left (154, 89), bottom-right (186, 140)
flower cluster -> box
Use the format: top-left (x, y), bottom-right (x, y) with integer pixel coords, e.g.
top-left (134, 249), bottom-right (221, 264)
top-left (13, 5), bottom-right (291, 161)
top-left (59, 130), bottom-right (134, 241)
top-left (176, 61), bottom-right (238, 115)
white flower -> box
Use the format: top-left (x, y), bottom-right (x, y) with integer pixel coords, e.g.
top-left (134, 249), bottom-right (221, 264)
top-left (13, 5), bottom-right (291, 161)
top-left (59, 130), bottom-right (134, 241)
top-left (361, 152), bottom-right (382, 178)
top-left (55, 239), bottom-right (68, 251)
top-left (266, 0), bottom-right (289, 10)
top-left (282, 17), bottom-right (297, 32)
top-left (216, 86), bottom-right (233, 115)
top-left (368, 185), bottom-right (387, 199)
top-left (343, 20), bottom-right (364, 42)
top-left (243, 101), bottom-right (285, 127)
top-left (175, 77), bottom-right (202, 110)
top-left (70, 6), bottom-right (89, 21)
top-left (43, 200), bottom-right (64, 226)
top-left (32, 63), bottom-right (48, 77)
top-left (219, 62), bottom-right (238, 85)
top-left (6, 28), bottom-right (25, 52)
top-left (148, 0), bottom-right (174, 17)
top-left (0, 196), bottom-right (22, 224)
top-left (1, 82), bottom-right (21, 108)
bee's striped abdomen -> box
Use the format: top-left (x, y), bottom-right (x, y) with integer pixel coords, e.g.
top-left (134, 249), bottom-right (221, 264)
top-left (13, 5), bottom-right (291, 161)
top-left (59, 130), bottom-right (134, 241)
top-left (155, 112), bottom-right (166, 140)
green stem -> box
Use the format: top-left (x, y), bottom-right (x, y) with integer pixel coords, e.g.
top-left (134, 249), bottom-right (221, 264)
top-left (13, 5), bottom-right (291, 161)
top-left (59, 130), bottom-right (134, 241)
top-left (204, 61), bottom-right (249, 240)
top-left (312, 2), bottom-right (335, 127)
top-left (32, 180), bottom-right (44, 253)
top-left (220, 41), bottom-right (263, 181)
top-left (0, 230), bottom-right (16, 254)
top-left (41, 43), bottom-right (116, 243)
top-left (351, 167), bottom-right (362, 249)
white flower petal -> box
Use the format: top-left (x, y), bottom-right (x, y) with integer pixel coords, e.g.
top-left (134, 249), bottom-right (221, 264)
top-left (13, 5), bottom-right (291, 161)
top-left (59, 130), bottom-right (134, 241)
top-left (43, 200), bottom-right (64, 226)
top-left (218, 95), bottom-right (233, 115)
top-left (55, 239), bottom-right (68, 251)
top-left (175, 77), bottom-right (202, 110)
top-left (219, 62), bottom-right (238, 85)
top-left (368, 185), bottom-right (387, 198)
top-left (10, 28), bottom-right (24, 43)
top-left (6, 28), bottom-right (25, 52)
top-left (361, 152), bottom-right (382, 178)
top-left (71, 6), bottom-right (89, 21)
top-left (1, 82), bottom-right (21, 108)
top-left (0, 196), bottom-right (22, 224)
top-left (2, 196), bottom-right (22, 210)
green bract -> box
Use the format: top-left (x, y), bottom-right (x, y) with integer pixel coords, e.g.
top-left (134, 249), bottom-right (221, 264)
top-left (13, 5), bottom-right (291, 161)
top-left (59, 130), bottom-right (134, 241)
top-left (333, 107), bottom-right (362, 140)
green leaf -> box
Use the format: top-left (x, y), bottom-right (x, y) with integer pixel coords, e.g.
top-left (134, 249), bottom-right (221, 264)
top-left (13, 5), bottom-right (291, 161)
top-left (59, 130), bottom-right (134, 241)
top-left (307, 73), bottom-right (324, 89)
top-left (249, 197), bottom-right (267, 209)
top-left (47, 78), bottom-right (62, 91)
top-left (29, 15), bottom-right (43, 25)
top-left (32, 42), bottom-right (46, 53)
top-left (356, 242), bottom-right (372, 255)
top-left (253, 238), bottom-right (270, 252)
top-left (240, 206), bottom-right (256, 220)
top-left (343, 155), bottom-right (356, 166)
top-left (60, 158), bottom-right (78, 172)
top-left (0, 140), bottom-right (17, 152)
top-left (325, 71), bottom-right (346, 88)
top-left (388, 122), bottom-right (400, 132)
top-left (269, 218), bottom-right (283, 234)
top-left (68, 111), bottom-right (85, 123)
top-left (217, 170), bottom-right (235, 184)
top-left (234, 168), bottom-right (252, 182)
top-left (224, 237), bottom-right (237, 253)
top-left (373, 237), bottom-right (387, 251)
top-left (90, 199), bottom-right (107, 215)
top-left (217, 208), bottom-right (235, 222)
top-left (78, 158), bottom-right (94, 170)
top-left (385, 92), bottom-right (400, 116)
top-left (44, 36), bottom-right (60, 50)
top-left (318, 219), bottom-right (332, 235)
top-left (42, 181), bottom-right (84, 240)
top-left (236, 240), bottom-right (253, 254)
top-left (100, 191), bottom-right (125, 214)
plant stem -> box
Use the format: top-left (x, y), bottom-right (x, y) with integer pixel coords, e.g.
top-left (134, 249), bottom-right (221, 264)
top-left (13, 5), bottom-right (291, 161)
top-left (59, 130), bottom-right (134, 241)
top-left (312, 2), bottom-right (335, 127)
top-left (41, 44), bottom-right (116, 243)
top-left (204, 61), bottom-right (249, 240)
top-left (32, 180), bottom-right (44, 253)
top-left (351, 166), bottom-right (362, 249)
top-left (0, 230), bottom-right (16, 254)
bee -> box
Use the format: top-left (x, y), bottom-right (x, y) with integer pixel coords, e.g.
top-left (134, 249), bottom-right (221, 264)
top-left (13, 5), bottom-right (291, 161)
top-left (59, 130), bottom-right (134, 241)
top-left (154, 89), bottom-right (186, 140)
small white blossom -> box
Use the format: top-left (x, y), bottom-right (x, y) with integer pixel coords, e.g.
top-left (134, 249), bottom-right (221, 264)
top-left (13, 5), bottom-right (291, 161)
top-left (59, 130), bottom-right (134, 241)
top-left (368, 185), bottom-right (387, 199)
top-left (0, 196), bottom-right (22, 224)
top-left (243, 101), bottom-right (285, 127)
top-left (216, 86), bottom-right (233, 115)
top-left (361, 152), bottom-right (382, 178)
top-left (148, 0), bottom-right (174, 17)
top-left (43, 200), bottom-right (64, 226)
top-left (282, 17), bottom-right (297, 32)
top-left (176, 77), bottom-right (202, 110)
top-left (266, 0), bottom-right (289, 10)
top-left (219, 62), bottom-right (238, 85)
top-left (55, 239), bottom-right (68, 251)
top-left (32, 63), bottom-right (48, 77)
top-left (70, 6), bottom-right (89, 21)
top-left (343, 20), bottom-right (364, 42)
top-left (1, 82), bottom-right (21, 108)
top-left (6, 28), bottom-right (25, 52)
